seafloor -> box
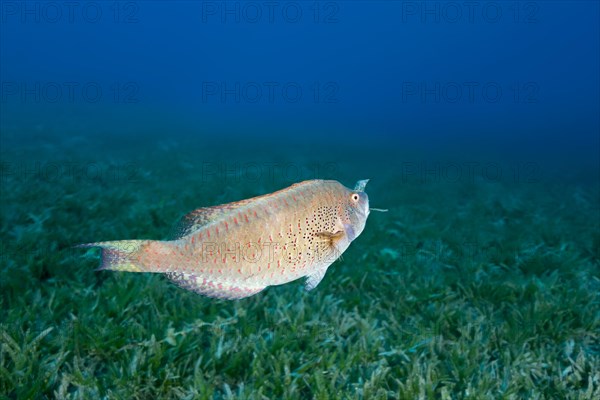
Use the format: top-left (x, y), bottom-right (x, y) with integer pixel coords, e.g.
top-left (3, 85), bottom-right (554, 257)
top-left (1, 134), bottom-right (598, 399)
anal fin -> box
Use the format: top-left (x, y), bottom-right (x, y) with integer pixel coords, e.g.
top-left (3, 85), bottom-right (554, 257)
top-left (165, 272), bottom-right (264, 300)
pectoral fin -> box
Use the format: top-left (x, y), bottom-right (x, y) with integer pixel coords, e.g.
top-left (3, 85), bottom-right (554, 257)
top-left (313, 230), bottom-right (344, 264)
top-left (314, 230), bottom-right (344, 242)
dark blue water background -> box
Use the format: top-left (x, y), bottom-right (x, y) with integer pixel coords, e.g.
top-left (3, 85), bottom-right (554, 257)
top-left (1, 1), bottom-right (598, 184)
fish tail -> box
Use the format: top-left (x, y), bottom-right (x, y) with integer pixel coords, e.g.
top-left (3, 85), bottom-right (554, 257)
top-left (76, 240), bottom-right (152, 272)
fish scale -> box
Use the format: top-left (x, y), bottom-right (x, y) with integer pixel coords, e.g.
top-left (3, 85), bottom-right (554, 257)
top-left (78, 179), bottom-right (373, 300)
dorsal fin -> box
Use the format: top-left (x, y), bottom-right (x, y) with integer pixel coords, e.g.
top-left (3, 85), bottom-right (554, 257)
top-left (170, 180), bottom-right (328, 239)
top-left (169, 206), bottom-right (225, 239)
top-left (170, 193), bottom-right (274, 239)
top-left (170, 203), bottom-right (239, 239)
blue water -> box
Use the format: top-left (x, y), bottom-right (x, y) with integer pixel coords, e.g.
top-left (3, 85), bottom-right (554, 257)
top-left (1, 1), bottom-right (598, 176)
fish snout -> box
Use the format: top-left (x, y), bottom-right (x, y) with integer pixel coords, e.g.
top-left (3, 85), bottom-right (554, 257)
top-left (359, 192), bottom-right (370, 218)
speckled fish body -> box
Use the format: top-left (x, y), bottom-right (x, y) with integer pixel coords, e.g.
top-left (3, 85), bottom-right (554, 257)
top-left (80, 179), bottom-right (372, 299)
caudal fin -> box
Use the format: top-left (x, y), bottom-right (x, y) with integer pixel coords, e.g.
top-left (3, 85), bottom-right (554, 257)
top-left (77, 240), bottom-right (150, 272)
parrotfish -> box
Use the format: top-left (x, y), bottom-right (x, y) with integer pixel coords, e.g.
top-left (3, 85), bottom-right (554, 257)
top-left (80, 179), bottom-right (384, 300)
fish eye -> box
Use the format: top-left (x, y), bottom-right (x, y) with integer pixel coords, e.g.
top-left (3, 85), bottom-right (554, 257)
top-left (351, 193), bottom-right (360, 202)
